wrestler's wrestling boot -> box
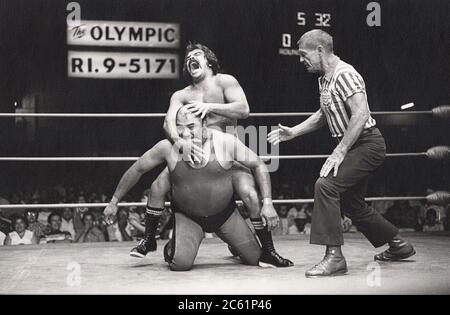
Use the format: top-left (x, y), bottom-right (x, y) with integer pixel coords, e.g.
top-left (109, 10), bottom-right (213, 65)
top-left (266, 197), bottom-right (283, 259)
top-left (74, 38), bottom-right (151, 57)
top-left (374, 236), bottom-right (416, 261)
top-left (130, 207), bottom-right (162, 258)
top-left (305, 246), bottom-right (348, 278)
top-left (227, 244), bottom-right (293, 268)
top-left (259, 248), bottom-right (294, 268)
top-left (255, 224), bottom-right (294, 268)
top-left (130, 238), bottom-right (157, 258)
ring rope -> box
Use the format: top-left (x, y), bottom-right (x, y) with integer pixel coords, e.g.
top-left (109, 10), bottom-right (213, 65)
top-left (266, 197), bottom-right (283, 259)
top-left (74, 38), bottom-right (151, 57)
top-left (0, 196), bottom-right (430, 209)
top-left (0, 110), bottom-right (435, 118)
top-left (0, 152), bottom-right (428, 162)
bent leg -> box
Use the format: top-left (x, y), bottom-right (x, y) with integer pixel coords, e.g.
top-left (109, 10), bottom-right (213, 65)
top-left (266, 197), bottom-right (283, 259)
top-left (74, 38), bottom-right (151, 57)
top-left (232, 164), bottom-right (293, 267)
top-left (147, 167), bottom-right (171, 208)
top-left (311, 139), bottom-right (386, 246)
top-left (130, 167), bottom-right (171, 256)
top-left (216, 209), bottom-right (261, 266)
top-left (341, 179), bottom-right (398, 248)
top-left (164, 212), bottom-right (204, 271)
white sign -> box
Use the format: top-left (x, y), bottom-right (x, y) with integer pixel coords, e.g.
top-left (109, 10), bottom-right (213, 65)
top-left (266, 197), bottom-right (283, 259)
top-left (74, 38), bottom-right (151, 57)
top-left (67, 20), bottom-right (180, 48)
top-left (68, 51), bottom-right (179, 79)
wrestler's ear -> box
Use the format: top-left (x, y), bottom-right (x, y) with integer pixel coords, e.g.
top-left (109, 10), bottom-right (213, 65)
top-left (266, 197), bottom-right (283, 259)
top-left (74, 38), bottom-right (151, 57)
top-left (317, 45), bottom-right (324, 54)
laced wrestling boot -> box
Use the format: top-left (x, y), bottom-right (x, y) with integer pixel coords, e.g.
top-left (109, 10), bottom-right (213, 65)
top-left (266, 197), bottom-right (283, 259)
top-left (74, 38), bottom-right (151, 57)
top-left (305, 246), bottom-right (348, 277)
top-left (129, 206), bottom-right (162, 258)
top-left (130, 237), bottom-right (157, 258)
top-left (374, 237), bottom-right (416, 261)
top-left (228, 244), bottom-right (293, 268)
top-left (248, 218), bottom-right (294, 268)
top-left (259, 248), bottom-right (294, 268)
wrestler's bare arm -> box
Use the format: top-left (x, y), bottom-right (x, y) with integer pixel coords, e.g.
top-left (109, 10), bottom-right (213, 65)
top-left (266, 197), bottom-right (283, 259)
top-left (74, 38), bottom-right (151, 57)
top-left (221, 134), bottom-right (279, 227)
top-left (186, 74), bottom-right (249, 120)
top-left (225, 135), bottom-right (272, 200)
top-left (110, 140), bottom-right (171, 205)
top-left (211, 74), bottom-right (249, 119)
top-left (163, 90), bottom-right (185, 143)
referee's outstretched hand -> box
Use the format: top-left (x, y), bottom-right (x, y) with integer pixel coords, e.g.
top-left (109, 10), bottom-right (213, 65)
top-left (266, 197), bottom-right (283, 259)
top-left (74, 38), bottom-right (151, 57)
top-left (267, 124), bottom-right (295, 145)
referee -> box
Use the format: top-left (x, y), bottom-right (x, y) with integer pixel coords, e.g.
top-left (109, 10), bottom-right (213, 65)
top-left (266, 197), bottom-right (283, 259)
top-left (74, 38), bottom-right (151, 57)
top-left (268, 30), bottom-right (415, 277)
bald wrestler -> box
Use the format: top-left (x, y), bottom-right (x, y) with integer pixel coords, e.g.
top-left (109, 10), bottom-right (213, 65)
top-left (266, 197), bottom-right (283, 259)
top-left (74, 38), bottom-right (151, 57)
top-left (104, 106), bottom-right (278, 270)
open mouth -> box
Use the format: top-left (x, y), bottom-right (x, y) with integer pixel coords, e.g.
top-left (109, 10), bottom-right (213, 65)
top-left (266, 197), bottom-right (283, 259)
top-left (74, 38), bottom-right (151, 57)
top-left (188, 60), bottom-right (200, 72)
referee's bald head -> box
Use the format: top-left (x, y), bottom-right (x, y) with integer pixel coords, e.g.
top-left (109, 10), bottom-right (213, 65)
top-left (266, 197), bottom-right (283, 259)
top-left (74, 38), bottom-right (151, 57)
top-left (297, 29), bottom-right (334, 53)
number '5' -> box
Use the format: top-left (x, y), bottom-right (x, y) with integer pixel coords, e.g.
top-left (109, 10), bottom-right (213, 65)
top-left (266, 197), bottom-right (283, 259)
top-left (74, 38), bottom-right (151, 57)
top-left (130, 59), bottom-right (140, 73)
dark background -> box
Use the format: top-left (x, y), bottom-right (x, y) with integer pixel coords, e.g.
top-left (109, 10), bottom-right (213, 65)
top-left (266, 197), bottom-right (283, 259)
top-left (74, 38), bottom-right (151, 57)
top-left (0, 0), bottom-right (448, 199)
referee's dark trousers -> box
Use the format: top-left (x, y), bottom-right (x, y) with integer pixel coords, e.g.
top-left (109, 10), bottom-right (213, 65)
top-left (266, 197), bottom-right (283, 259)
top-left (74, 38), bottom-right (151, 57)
top-left (310, 128), bottom-right (399, 247)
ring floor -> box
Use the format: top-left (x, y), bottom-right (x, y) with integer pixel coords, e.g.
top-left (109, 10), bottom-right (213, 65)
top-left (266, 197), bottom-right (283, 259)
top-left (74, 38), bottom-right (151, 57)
top-left (0, 232), bottom-right (449, 294)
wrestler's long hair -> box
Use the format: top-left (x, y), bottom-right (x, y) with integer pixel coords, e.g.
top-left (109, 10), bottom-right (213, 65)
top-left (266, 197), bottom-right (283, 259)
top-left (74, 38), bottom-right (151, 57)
top-left (182, 42), bottom-right (221, 77)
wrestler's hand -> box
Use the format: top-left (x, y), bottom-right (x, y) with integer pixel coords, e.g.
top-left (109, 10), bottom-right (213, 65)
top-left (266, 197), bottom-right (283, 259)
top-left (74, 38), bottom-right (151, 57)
top-left (320, 149), bottom-right (345, 177)
top-left (267, 124), bottom-right (295, 145)
top-left (261, 203), bottom-right (280, 230)
top-left (175, 138), bottom-right (205, 163)
top-left (104, 202), bottom-right (118, 225)
top-left (185, 101), bottom-right (211, 119)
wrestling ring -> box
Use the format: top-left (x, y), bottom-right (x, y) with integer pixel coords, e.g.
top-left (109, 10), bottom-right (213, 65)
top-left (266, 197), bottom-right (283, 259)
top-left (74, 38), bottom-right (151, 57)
top-left (0, 105), bottom-right (449, 294)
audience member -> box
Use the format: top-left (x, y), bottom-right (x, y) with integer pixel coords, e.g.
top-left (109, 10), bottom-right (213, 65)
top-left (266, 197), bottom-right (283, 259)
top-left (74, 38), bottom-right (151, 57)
top-left (384, 200), bottom-right (419, 230)
top-left (42, 212), bottom-right (72, 243)
top-left (75, 211), bottom-right (105, 242)
top-left (4, 216), bottom-right (37, 245)
top-left (25, 209), bottom-right (48, 242)
top-left (422, 208), bottom-right (444, 232)
top-left (107, 208), bottom-right (134, 242)
top-left (0, 210), bottom-right (12, 235)
top-left (61, 207), bottom-right (76, 240)
top-left (0, 230), bottom-right (6, 245)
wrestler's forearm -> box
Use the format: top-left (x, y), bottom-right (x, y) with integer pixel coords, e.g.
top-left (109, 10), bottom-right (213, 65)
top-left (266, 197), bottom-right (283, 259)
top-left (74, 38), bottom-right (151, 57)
top-left (111, 168), bottom-right (143, 205)
top-left (334, 111), bottom-right (368, 155)
top-left (291, 110), bottom-right (326, 138)
top-left (208, 102), bottom-right (250, 119)
top-left (253, 163), bottom-right (272, 201)
top-left (163, 118), bottom-right (181, 144)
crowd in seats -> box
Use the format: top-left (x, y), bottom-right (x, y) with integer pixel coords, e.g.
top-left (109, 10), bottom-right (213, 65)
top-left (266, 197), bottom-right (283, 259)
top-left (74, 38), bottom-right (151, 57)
top-left (0, 183), bottom-right (449, 246)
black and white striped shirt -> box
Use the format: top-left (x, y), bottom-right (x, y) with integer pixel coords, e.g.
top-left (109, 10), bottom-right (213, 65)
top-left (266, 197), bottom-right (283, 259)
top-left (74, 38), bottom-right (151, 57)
top-left (318, 59), bottom-right (376, 138)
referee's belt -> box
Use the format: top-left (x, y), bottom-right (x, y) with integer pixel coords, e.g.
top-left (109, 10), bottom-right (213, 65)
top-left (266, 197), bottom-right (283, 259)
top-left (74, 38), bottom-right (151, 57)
top-left (335, 126), bottom-right (377, 143)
